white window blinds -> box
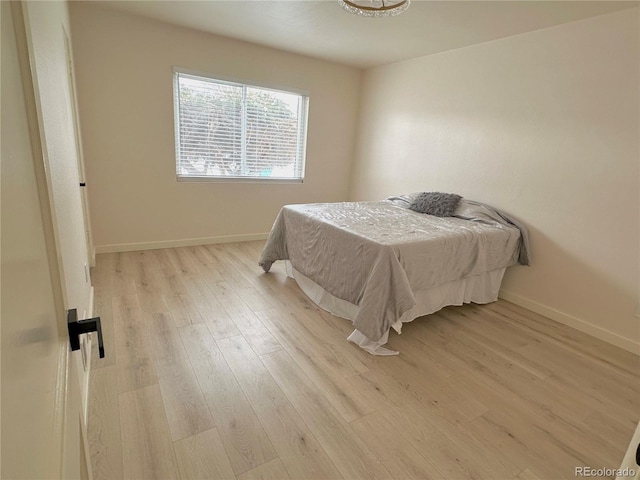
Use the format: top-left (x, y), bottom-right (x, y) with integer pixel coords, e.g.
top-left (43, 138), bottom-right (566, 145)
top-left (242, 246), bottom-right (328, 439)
top-left (174, 72), bottom-right (308, 181)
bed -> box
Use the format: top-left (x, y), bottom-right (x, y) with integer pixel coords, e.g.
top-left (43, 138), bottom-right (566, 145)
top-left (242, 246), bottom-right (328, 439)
top-left (259, 194), bottom-right (530, 355)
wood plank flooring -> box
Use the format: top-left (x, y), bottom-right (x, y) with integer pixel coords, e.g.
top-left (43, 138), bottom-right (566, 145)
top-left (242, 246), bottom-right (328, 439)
top-left (88, 241), bottom-right (640, 480)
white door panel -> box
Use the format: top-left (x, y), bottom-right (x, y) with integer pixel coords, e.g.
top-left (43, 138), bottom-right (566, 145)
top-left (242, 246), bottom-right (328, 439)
top-left (1, 2), bottom-right (92, 478)
top-left (23, 1), bottom-right (92, 317)
top-left (22, 0), bottom-right (94, 417)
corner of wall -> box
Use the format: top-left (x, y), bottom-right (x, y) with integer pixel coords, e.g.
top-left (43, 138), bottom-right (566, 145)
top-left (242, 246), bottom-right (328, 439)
top-left (499, 289), bottom-right (640, 355)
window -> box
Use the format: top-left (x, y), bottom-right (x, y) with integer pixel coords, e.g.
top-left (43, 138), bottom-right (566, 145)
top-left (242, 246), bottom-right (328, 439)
top-left (173, 70), bottom-right (309, 182)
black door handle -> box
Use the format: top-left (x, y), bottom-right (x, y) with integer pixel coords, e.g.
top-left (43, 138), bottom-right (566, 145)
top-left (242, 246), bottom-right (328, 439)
top-left (67, 308), bottom-right (105, 358)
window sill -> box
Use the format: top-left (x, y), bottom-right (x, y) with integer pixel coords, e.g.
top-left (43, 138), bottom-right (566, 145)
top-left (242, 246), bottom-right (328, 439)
top-left (176, 175), bottom-right (304, 184)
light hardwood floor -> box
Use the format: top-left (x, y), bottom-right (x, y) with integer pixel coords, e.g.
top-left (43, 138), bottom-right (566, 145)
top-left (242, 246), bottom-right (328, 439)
top-left (88, 241), bottom-right (640, 480)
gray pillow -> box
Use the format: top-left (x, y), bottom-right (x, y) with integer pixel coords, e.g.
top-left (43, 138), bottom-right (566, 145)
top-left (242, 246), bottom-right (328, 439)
top-left (408, 192), bottom-right (462, 217)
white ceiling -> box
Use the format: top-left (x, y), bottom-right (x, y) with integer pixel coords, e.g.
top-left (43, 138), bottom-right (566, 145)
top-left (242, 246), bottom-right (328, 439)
top-left (96, 0), bottom-right (638, 68)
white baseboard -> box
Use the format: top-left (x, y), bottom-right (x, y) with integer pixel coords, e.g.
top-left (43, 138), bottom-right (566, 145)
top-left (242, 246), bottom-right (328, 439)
top-left (94, 232), bottom-right (270, 254)
top-left (499, 289), bottom-right (640, 355)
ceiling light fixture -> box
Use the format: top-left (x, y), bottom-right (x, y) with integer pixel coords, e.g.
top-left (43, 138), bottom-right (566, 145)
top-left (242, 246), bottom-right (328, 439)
top-left (338, 0), bottom-right (410, 17)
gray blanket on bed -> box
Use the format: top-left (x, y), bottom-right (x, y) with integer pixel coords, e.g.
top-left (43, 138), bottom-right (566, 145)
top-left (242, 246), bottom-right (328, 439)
top-left (259, 199), bottom-right (529, 341)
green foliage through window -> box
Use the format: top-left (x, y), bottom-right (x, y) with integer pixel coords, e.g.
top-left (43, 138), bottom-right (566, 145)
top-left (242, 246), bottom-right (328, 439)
top-left (174, 72), bottom-right (308, 181)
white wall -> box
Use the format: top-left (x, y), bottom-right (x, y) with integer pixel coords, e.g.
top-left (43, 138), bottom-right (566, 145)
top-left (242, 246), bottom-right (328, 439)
top-left (350, 10), bottom-right (640, 351)
top-left (69, 3), bottom-right (361, 252)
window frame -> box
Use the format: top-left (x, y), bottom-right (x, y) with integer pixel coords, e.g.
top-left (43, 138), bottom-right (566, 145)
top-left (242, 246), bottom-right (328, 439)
top-left (172, 67), bottom-right (309, 184)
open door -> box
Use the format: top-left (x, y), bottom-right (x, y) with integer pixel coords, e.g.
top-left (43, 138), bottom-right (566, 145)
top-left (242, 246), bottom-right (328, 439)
top-left (19, 0), bottom-right (97, 420)
top-left (1, 2), bottom-right (92, 478)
